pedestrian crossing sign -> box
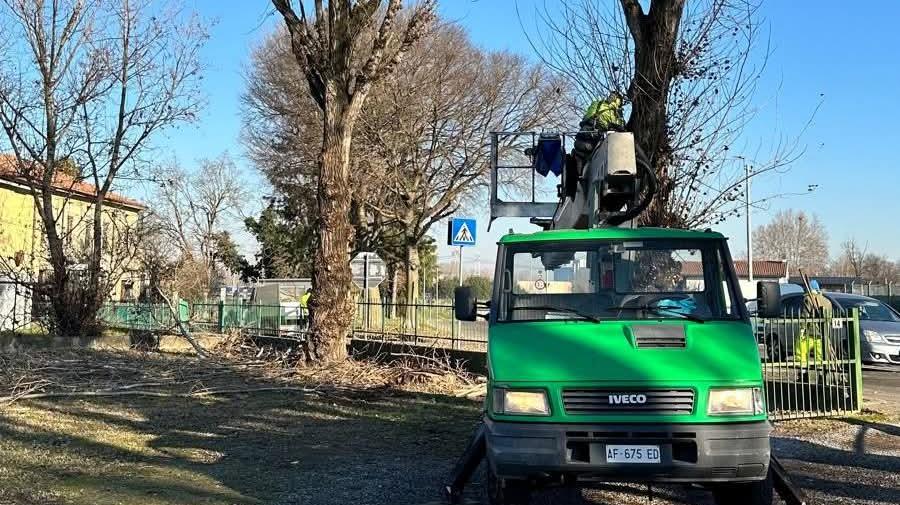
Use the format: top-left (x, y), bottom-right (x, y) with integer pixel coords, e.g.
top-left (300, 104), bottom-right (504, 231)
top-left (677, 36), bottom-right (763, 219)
top-left (448, 218), bottom-right (477, 247)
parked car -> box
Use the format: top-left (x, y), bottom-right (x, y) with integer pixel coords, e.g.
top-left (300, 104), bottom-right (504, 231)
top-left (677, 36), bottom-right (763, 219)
top-left (753, 291), bottom-right (900, 365)
top-left (827, 293), bottom-right (900, 365)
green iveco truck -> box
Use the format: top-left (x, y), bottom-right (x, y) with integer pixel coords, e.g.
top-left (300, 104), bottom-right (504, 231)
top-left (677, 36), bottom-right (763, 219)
top-left (449, 132), bottom-right (782, 505)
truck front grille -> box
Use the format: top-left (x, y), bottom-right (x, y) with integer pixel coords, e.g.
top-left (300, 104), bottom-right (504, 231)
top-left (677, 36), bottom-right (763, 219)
top-left (562, 389), bottom-right (695, 415)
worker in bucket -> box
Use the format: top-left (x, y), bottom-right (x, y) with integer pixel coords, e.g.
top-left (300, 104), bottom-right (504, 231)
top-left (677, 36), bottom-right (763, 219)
top-left (797, 279), bottom-right (830, 369)
top-left (574, 91), bottom-right (626, 161)
top-left (584, 91), bottom-right (625, 131)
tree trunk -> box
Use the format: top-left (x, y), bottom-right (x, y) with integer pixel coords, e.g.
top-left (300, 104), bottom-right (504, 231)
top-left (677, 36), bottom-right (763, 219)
top-left (389, 266), bottom-right (398, 318)
top-left (403, 244), bottom-right (420, 324)
top-left (306, 111), bottom-right (355, 363)
top-left (622, 0), bottom-right (686, 227)
top-left (37, 189), bottom-right (97, 336)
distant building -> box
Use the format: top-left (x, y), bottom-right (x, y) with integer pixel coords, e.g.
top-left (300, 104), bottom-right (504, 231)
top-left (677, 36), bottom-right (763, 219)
top-left (0, 155), bottom-right (145, 329)
top-left (788, 276), bottom-right (859, 293)
top-left (682, 259), bottom-right (788, 300)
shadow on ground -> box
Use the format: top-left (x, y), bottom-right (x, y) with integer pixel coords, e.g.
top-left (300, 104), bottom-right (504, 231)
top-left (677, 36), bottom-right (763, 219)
top-left (772, 418), bottom-right (900, 505)
top-left (1, 349), bottom-right (897, 505)
top-left (0, 348), bottom-right (482, 505)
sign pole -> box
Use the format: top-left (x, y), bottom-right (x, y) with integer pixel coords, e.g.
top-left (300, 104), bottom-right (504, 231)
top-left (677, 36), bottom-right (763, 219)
top-left (455, 246), bottom-right (463, 349)
top-left (458, 246), bottom-right (464, 286)
top-left (351, 251), bottom-right (385, 333)
top-left (364, 253), bottom-right (370, 330)
top-left (448, 218), bottom-right (477, 350)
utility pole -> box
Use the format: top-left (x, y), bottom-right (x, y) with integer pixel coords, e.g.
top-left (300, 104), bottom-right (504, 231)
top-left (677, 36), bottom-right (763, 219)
top-left (745, 164), bottom-right (753, 283)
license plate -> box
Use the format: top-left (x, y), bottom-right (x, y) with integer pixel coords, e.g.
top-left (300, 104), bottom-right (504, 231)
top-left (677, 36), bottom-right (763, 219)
top-left (605, 445), bottom-right (661, 464)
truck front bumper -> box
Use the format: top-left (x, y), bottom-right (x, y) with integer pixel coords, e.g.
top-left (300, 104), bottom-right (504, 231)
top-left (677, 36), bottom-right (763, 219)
top-left (485, 418), bottom-right (772, 484)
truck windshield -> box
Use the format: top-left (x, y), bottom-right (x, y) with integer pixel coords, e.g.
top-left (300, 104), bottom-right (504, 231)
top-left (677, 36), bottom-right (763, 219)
top-left (498, 239), bottom-right (743, 322)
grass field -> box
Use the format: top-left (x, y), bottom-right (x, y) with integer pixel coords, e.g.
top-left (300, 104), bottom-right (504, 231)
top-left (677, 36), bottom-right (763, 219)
top-left (1, 348), bottom-right (897, 505)
top-left (0, 394), bottom-right (481, 505)
top-left (0, 360), bottom-right (481, 505)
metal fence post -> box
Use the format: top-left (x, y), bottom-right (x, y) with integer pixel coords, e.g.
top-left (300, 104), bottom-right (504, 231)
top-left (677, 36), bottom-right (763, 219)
top-left (451, 301), bottom-right (458, 350)
top-left (850, 307), bottom-right (863, 412)
top-left (217, 300), bottom-right (225, 333)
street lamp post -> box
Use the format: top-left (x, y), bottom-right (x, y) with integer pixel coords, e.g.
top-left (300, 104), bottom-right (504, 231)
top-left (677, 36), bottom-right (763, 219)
top-left (745, 164), bottom-right (753, 283)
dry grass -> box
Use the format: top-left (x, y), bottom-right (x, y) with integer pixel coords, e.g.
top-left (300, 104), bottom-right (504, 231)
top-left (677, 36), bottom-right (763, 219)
top-left (0, 335), bottom-right (481, 406)
top-left (0, 347), bottom-right (482, 505)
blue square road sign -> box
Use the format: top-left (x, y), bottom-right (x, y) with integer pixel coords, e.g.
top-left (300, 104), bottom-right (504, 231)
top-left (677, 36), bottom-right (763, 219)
top-left (448, 218), bottom-right (477, 247)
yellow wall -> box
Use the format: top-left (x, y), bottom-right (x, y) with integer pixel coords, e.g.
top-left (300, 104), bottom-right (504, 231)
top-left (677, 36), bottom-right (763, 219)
top-left (0, 182), bottom-right (37, 273)
top-left (0, 180), bottom-right (142, 299)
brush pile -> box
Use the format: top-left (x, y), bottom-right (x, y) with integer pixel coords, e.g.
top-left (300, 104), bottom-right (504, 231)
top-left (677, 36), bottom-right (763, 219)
top-left (0, 337), bottom-right (482, 405)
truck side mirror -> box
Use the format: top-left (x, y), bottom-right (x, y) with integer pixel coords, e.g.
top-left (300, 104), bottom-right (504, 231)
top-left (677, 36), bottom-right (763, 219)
top-left (756, 281), bottom-right (781, 318)
top-left (454, 286), bottom-right (477, 322)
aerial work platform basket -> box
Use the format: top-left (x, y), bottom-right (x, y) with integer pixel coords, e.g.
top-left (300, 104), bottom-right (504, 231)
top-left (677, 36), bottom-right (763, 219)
top-left (488, 130), bottom-right (645, 231)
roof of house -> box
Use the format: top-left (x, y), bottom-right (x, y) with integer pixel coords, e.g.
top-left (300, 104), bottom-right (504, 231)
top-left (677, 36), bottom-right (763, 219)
top-left (682, 259), bottom-right (787, 279)
top-left (0, 154), bottom-right (144, 210)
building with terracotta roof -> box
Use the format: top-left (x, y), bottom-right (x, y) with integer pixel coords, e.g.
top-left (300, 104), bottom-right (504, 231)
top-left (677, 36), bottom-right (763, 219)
top-left (682, 259), bottom-right (788, 299)
top-left (0, 155), bottom-right (145, 328)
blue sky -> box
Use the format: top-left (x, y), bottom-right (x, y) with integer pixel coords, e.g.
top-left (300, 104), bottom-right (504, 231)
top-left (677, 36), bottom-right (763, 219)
top-left (156, 1), bottom-right (900, 267)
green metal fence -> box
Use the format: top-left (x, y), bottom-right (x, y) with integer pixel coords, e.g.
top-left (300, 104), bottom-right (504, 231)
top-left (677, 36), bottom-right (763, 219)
top-left (753, 308), bottom-right (863, 420)
top-left (98, 300), bottom-right (862, 419)
top-left (352, 301), bottom-right (488, 351)
top-left (98, 301), bottom-right (180, 332)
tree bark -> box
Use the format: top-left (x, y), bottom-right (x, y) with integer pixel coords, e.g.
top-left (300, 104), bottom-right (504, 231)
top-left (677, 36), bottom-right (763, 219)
top-left (389, 266), bottom-right (398, 318)
top-left (306, 102), bottom-right (357, 363)
top-left (622, 0), bottom-right (687, 227)
top-left (403, 243), bottom-right (420, 324)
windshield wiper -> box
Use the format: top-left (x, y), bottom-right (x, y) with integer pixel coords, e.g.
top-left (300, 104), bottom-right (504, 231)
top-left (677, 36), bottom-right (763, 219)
top-left (610, 304), bottom-right (707, 323)
top-left (509, 305), bottom-right (601, 323)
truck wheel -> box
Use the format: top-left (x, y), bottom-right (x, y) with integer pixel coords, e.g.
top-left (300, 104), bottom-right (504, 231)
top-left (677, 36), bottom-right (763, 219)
top-left (712, 473), bottom-right (773, 505)
top-left (485, 466), bottom-right (531, 505)
top-left (764, 334), bottom-right (785, 362)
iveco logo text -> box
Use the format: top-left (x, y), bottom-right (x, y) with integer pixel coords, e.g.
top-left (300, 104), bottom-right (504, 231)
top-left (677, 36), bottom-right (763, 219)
top-left (608, 394), bottom-right (647, 404)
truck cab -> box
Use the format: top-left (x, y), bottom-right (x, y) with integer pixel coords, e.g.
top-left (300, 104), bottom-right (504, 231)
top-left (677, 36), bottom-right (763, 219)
top-left (455, 227), bottom-right (775, 505)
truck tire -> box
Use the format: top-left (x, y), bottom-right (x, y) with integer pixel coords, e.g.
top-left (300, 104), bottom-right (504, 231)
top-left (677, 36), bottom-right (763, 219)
top-left (712, 473), bottom-right (774, 505)
top-left (766, 335), bottom-right (785, 362)
top-left (485, 466), bottom-right (531, 505)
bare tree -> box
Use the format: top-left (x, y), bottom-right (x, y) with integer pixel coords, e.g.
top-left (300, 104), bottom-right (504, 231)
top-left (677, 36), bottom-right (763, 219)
top-left (527, 0), bottom-right (814, 228)
top-left (861, 255), bottom-right (900, 285)
top-left (271, 0), bottom-right (436, 363)
top-left (133, 212), bottom-right (178, 301)
top-left (833, 239), bottom-right (868, 279)
top-left (152, 154), bottom-right (247, 300)
top-left (241, 26), bottom-right (385, 259)
top-left (753, 209), bottom-right (828, 276)
top-left (244, 19), bottom-right (568, 318)
top-left (361, 25), bottom-right (567, 311)
top-left (0, 0), bottom-right (206, 334)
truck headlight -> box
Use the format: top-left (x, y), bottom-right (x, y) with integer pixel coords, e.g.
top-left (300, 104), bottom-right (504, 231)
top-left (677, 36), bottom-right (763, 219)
top-left (708, 388), bottom-right (764, 415)
top-left (493, 389), bottom-right (550, 415)
top-left (864, 330), bottom-right (887, 343)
